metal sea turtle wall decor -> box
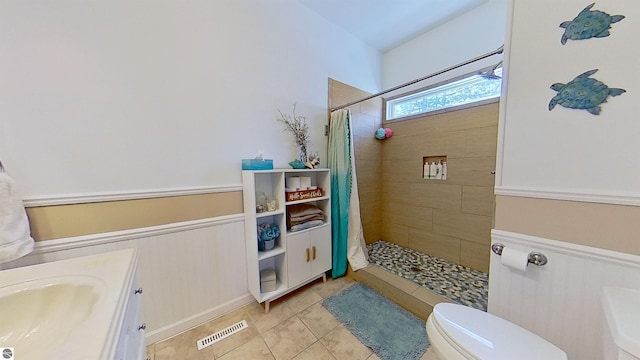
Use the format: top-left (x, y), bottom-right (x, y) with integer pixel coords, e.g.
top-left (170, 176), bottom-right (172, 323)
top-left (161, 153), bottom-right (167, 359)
top-left (559, 3), bottom-right (625, 45)
top-left (548, 69), bottom-right (626, 115)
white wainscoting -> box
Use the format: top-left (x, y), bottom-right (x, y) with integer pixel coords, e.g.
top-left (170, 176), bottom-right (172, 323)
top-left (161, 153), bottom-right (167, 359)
top-left (489, 230), bottom-right (640, 360)
top-left (0, 215), bottom-right (253, 345)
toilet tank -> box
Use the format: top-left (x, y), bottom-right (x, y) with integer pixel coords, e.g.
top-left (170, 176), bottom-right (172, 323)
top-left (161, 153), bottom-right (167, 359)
top-left (602, 287), bottom-right (640, 360)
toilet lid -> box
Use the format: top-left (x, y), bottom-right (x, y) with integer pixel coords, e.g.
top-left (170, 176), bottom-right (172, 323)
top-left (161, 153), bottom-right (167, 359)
top-left (432, 303), bottom-right (567, 360)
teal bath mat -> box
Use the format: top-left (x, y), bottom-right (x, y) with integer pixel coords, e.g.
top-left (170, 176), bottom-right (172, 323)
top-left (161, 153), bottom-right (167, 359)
top-left (322, 283), bottom-right (429, 360)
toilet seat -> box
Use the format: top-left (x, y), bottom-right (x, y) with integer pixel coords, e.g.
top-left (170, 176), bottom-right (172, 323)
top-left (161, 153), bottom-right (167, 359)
top-left (427, 303), bottom-right (567, 360)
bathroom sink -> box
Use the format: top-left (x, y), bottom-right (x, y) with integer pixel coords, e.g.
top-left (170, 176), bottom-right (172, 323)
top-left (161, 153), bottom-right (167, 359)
top-left (0, 249), bottom-right (138, 360)
top-left (0, 276), bottom-right (106, 360)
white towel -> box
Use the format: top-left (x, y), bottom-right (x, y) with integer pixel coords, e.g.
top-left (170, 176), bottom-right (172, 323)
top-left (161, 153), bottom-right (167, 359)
top-left (0, 171), bottom-right (34, 263)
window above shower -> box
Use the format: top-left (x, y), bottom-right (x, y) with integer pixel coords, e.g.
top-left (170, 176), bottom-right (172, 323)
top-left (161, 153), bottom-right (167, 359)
top-left (384, 67), bottom-right (502, 121)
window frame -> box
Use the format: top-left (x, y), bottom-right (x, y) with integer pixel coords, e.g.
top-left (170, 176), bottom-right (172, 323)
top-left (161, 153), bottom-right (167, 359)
top-left (383, 65), bottom-right (502, 122)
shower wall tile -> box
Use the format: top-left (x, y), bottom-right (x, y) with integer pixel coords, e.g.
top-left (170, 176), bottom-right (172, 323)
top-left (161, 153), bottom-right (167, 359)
top-left (428, 103), bottom-right (498, 134)
top-left (433, 209), bottom-right (492, 245)
top-left (330, 79), bottom-right (498, 273)
top-left (462, 185), bottom-right (495, 217)
top-left (408, 229), bottom-right (461, 264)
top-left (412, 131), bottom-right (466, 159)
top-left (390, 103), bottom-right (498, 137)
top-left (328, 79), bottom-right (371, 108)
top-left (356, 137), bottom-right (381, 161)
top-left (410, 182), bottom-right (462, 211)
top-left (351, 113), bottom-right (378, 137)
top-left (381, 222), bottom-right (409, 247)
top-left (359, 97), bottom-right (383, 118)
top-left (460, 240), bottom-right (490, 273)
top-left (362, 221), bottom-right (381, 245)
top-left (445, 157), bottom-right (496, 187)
top-left (381, 180), bottom-right (413, 205)
top-left (382, 139), bottom-right (417, 161)
top-left (356, 158), bottom-right (382, 184)
top-left (380, 102), bottom-right (498, 272)
top-left (386, 202), bottom-right (433, 231)
top-left (330, 78), bottom-right (383, 244)
top-left (382, 159), bottom-right (418, 185)
top-left (360, 205), bottom-right (380, 242)
top-left (465, 126), bottom-right (498, 158)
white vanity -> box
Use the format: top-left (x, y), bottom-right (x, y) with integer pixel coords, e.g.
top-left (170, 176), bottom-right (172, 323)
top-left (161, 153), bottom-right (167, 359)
top-left (0, 248), bottom-right (143, 360)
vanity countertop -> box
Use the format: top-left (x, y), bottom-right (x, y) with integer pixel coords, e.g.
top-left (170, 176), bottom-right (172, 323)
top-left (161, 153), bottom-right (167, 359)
top-left (0, 248), bottom-right (139, 360)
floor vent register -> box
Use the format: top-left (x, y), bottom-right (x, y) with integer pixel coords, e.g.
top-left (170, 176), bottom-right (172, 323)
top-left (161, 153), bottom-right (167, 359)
top-left (196, 320), bottom-right (248, 351)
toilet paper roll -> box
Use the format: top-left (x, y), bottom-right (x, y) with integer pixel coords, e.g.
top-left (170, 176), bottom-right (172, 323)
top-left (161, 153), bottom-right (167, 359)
top-left (300, 177), bottom-right (311, 189)
top-left (500, 247), bottom-right (529, 271)
top-left (286, 177), bottom-right (301, 189)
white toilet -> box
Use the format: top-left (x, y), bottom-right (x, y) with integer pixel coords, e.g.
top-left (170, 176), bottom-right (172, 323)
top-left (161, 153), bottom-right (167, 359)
top-left (426, 303), bottom-right (567, 360)
top-left (601, 287), bottom-right (640, 360)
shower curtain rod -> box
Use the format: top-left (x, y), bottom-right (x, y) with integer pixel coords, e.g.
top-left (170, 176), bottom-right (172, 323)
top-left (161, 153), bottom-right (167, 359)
top-left (330, 45), bottom-right (504, 112)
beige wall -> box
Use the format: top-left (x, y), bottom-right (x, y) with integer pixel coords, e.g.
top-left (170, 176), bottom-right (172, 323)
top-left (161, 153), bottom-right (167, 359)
top-left (328, 79), bottom-right (383, 244)
top-left (26, 191), bottom-right (243, 240)
top-left (495, 195), bottom-right (640, 256)
top-left (381, 103), bottom-right (499, 272)
top-left (27, 78), bottom-right (377, 243)
top-left (30, 80), bottom-right (502, 277)
top-left (494, 0), bottom-right (640, 258)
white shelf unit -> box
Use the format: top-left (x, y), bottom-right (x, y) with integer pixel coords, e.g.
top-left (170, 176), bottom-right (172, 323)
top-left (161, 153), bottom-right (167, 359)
top-left (242, 168), bottom-right (332, 312)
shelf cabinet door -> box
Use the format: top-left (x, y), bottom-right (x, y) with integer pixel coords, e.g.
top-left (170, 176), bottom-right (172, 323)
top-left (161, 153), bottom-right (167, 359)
top-left (286, 231), bottom-right (311, 287)
top-left (310, 226), bottom-right (331, 275)
top-left (286, 226), bottom-right (331, 287)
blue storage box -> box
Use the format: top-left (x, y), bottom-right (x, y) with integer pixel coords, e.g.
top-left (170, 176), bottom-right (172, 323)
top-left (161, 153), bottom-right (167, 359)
top-left (242, 159), bottom-right (274, 170)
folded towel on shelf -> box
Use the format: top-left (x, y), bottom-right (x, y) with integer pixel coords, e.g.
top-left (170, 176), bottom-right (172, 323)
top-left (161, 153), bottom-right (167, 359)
top-left (287, 203), bottom-right (324, 229)
top-left (289, 212), bottom-right (325, 223)
top-left (288, 214), bottom-right (325, 228)
top-left (287, 203), bottom-right (323, 218)
top-left (289, 220), bottom-right (324, 232)
top-left (0, 168), bottom-right (34, 264)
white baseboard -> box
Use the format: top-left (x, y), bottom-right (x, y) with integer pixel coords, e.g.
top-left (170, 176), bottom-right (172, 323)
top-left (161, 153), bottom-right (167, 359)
top-left (145, 293), bottom-right (255, 345)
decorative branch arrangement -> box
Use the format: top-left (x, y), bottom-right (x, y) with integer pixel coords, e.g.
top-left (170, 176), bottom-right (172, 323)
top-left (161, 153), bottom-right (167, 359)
top-left (277, 103), bottom-right (311, 164)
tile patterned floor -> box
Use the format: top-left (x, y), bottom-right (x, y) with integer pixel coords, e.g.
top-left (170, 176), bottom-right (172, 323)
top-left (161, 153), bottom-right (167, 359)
top-left (367, 240), bottom-right (489, 311)
top-left (146, 277), bottom-right (440, 360)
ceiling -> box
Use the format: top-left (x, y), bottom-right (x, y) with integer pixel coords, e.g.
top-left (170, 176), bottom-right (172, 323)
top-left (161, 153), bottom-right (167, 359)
top-left (298, 0), bottom-right (488, 52)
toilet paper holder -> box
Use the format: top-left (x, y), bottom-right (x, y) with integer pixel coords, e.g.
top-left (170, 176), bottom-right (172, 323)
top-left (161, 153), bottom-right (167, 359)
top-left (491, 243), bottom-right (548, 266)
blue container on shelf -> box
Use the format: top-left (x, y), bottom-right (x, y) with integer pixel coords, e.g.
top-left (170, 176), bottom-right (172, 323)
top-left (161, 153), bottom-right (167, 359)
top-left (242, 159), bottom-right (274, 170)
top-left (258, 225), bottom-right (280, 251)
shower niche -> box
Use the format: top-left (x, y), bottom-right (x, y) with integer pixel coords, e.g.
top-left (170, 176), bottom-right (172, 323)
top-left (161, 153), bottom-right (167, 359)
top-left (423, 155), bottom-right (447, 180)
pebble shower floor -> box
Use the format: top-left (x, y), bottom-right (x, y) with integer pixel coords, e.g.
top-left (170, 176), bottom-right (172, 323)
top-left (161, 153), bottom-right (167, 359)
top-left (367, 240), bottom-right (488, 311)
